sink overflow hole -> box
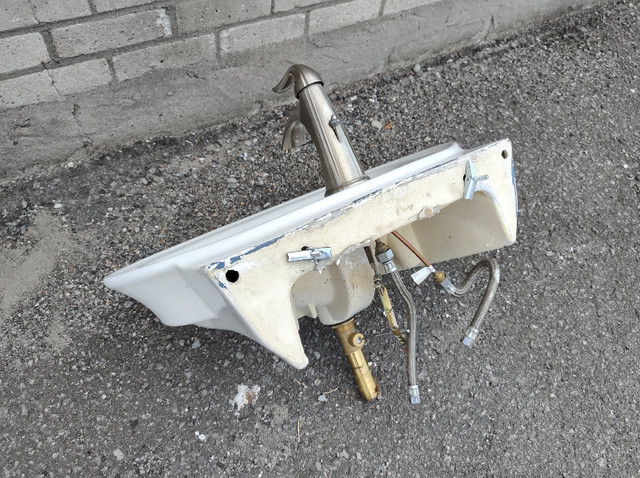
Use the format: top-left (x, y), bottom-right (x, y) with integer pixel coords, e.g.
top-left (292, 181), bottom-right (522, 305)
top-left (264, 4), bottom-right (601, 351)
top-left (226, 270), bottom-right (240, 283)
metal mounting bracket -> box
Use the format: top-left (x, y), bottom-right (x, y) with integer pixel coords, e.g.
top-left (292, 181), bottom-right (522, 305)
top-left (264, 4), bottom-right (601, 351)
top-left (463, 160), bottom-right (489, 200)
top-left (287, 247), bottom-right (332, 262)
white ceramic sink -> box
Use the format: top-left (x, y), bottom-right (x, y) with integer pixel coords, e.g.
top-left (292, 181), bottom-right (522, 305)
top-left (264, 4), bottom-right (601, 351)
top-left (104, 139), bottom-right (517, 368)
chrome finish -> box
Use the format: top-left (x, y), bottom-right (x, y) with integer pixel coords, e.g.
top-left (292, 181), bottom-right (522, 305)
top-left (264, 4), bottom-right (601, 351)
top-left (273, 64), bottom-right (369, 196)
top-left (287, 247), bottom-right (332, 262)
top-left (408, 384), bottom-right (421, 405)
top-left (463, 160), bottom-right (489, 200)
top-left (462, 326), bottom-right (480, 347)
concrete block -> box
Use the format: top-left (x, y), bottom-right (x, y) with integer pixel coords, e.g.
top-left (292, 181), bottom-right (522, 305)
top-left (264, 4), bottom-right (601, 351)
top-left (176, 0), bottom-right (270, 34)
top-left (50, 59), bottom-right (112, 96)
top-left (94, 0), bottom-right (154, 13)
top-left (0, 33), bottom-right (50, 75)
top-left (220, 14), bottom-right (305, 55)
top-left (274, 0), bottom-right (332, 12)
top-left (309, 0), bottom-right (381, 35)
top-left (0, 1), bottom-right (37, 33)
top-left (0, 72), bottom-right (60, 110)
top-left (0, 101), bottom-right (85, 179)
top-left (51, 9), bottom-right (172, 58)
top-left (113, 34), bottom-right (217, 81)
top-left (383, 0), bottom-right (439, 15)
top-left (30, 0), bottom-right (91, 23)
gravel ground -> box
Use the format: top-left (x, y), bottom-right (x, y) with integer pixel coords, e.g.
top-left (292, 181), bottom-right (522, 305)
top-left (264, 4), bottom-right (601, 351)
top-left (1, 1), bottom-right (639, 476)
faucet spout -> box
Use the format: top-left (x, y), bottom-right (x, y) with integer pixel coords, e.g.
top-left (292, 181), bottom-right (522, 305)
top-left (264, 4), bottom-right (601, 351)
top-left (273, 64), bottom-right (369, 196)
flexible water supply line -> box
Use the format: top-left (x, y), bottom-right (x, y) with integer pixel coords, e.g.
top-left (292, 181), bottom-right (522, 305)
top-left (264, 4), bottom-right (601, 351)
top-left (450, 259), bottom-right (500, 347)
top-left (390, 270), bottom-right (420, 404)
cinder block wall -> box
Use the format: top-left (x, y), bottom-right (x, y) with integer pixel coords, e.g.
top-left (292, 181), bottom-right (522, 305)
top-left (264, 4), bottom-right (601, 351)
top-left (0, 0), bottom-right (605, 178)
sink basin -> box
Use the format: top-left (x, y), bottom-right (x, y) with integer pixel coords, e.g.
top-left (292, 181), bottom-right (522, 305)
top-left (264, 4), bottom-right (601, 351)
top-left (104, 139), bottom-right (517, 368)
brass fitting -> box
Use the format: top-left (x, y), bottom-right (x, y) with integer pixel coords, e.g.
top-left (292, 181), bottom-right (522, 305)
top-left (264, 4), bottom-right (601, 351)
top-left (332, 319), bottom-right (380, 401)
top-left (433, 270), bottom-right (456, 295)
top-left (433, 270), bottom-right (446, 283)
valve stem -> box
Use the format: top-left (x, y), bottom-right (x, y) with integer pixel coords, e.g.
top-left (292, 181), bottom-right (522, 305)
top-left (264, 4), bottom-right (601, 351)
top-left (332, 319), bottom-right (380, 401)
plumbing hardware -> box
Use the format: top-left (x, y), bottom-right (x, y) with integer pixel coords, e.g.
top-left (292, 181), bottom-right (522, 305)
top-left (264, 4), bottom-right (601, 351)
top-left (332, 319), bottom-right (380, 401)
top-left (373, 276), bottom-right (407, 349)
top-left (104, 64), bottom-right (518, 407)
top-left (430, 259), bottom-right (500, 347)
top-left (287, 246), bottom-right (332, 262)
top-left (390, 269), bottom-right (420, 404)
top-left (374, 240), bottom-right (398, 274)
top-left (463, 160), bottom-right (489, 200)
top-left (273, 64), bottom-right (369, 195)
top-left (433, 270), bottom-right (457, 295)
top-left (411, 265), bottom-right (436, 285)
top-left (452, 259), bottom-right (500, 347)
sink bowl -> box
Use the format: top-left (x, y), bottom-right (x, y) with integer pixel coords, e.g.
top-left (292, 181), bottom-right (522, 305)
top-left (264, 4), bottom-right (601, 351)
top-left (104, 139), bottom-right (517, 368)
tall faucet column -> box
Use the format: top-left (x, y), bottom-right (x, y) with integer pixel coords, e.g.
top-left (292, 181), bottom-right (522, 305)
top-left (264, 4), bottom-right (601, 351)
top-left (273, 64), bottom-right (369, 196)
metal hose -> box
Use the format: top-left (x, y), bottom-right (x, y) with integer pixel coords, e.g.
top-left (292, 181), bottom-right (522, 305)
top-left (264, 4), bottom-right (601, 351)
top-left (390, 270), bottom-right (420, 404)
top-left (451, 258), bottom-right (500, 346)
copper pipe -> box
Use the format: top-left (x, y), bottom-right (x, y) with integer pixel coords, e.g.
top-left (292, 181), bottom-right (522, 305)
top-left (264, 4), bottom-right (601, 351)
top-left (391, 230), bottom-right (431, 268)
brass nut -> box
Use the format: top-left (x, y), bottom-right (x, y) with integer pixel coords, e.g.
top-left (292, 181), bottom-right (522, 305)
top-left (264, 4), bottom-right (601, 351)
top-left (433, 270), bottom-right (446, 283)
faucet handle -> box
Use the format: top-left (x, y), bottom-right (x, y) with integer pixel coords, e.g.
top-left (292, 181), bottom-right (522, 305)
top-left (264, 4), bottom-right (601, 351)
top-left (282, 108), bottom-right (308, 152)
top-left (272, 64), bottom-right (323, 97)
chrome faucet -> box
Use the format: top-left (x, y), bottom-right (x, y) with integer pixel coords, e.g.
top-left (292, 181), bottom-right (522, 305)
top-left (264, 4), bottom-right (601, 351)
top-left (273, 64), bottom-right (369, 196)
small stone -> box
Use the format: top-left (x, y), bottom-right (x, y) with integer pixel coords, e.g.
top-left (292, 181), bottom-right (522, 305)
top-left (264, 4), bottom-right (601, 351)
top-left (236, 351), bottom-right (245, 359)
top-left (371, 120), bottom-right (383, 130)
top-left (412, 63), bottom-right (421, 73)
top-left (140, 178), bottom-right (148, 185)
top-left (191, 339), bottom-right (201, 349)
top-left (54, 203), bottom-right (63, 209)
top-left (113, 449), bottom-right (124, 461)
top-left (227, 177), bottom-right (238, 183)
top-left (67, 161), bottom-right (74, 168)
top-left (318, 394), bottom-right (327, 402)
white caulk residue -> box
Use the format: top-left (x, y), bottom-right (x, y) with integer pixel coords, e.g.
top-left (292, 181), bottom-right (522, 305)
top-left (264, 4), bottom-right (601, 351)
top-left (156, 9), bottom-right (172, 36)
top-left (230, 384), bottom-right (261, 412)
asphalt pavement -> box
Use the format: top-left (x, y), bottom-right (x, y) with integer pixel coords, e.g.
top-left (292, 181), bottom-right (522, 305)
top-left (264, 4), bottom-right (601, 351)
top-left (1, 1), bottom-right (639, 476)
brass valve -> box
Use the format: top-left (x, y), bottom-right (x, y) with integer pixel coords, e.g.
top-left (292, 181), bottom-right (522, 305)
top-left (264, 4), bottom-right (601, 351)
top-left (332, 319), bottom-right (380, 401)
